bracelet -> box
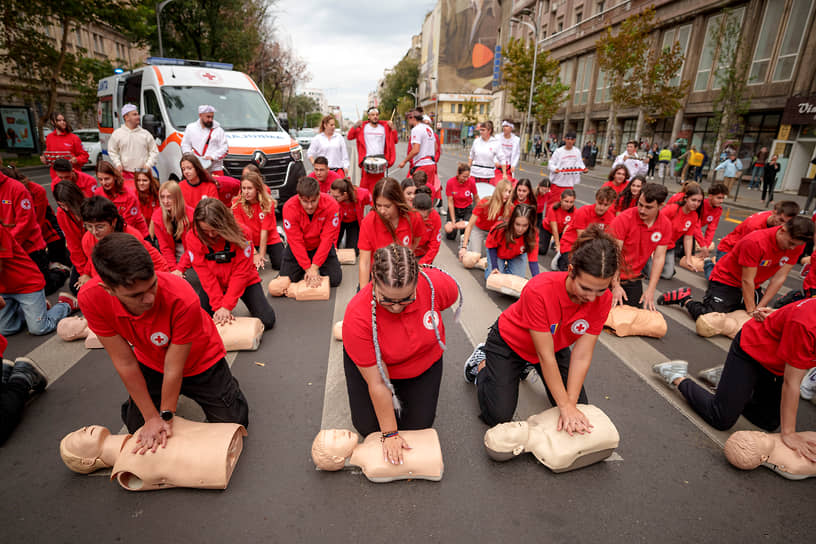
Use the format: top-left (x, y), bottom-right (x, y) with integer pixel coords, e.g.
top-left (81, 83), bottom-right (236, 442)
top-left (381, 430), bottom-right (399, 442)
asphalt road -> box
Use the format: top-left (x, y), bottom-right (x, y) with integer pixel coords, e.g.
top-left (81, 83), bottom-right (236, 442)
top-left (2, 148), bottom-right (814, 543)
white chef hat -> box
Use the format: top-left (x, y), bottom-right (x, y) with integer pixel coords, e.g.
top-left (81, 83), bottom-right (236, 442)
top-left (121, 104), bottom-right (138, 118)
top-left (502, 120), bottom-right (514, 129)
top-left (422, 115), bottom-right (431, 122)
top-left (198, 105), bottom-right (216, 114)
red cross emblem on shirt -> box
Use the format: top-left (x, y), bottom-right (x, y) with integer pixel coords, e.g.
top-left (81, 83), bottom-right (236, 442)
top-left (571, 319), bottom-right (590, 335)
top-left (201, 72), bottom-right (216, 80)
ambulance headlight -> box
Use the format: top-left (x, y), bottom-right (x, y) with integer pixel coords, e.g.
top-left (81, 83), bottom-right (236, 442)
top-left (290, 146), bottom-right (303, 162)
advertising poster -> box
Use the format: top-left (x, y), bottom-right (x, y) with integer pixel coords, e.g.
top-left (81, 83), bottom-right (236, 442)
top-left (0, 106), bottom-right (37, 152)
top-left (438, 0), bottom-right (500, 93)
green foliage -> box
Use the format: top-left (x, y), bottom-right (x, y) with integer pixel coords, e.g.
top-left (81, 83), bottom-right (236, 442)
top-left (379, 56), bottom-right (420, 115)
top-left (287, 94), bottom-right (318, 129)
top-left (501, 38), bottom-right (568, 127)
top-left (462, 99), bottom-right (480, 126)
top-left (710, 8), bottom-right (751, 143)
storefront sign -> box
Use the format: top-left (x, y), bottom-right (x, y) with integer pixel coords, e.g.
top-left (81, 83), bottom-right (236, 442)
top-left (778, 124), bottom-right (791, 140)
top-left (0, 105), bottom-right (38, 153)
top-left (781, 95), bottom-right (816, 125)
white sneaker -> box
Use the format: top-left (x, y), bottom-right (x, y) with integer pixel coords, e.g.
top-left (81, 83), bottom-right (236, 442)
top-left (652, 360), bottom-right (689, 386)
top-left (698, 366), bottom-right (723, 389)
top-left (801, 367), bottom-right (816, 401)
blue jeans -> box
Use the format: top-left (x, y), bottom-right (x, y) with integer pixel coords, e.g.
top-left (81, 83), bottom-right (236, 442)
top-left (749, 166), bottom-right (762, 188)
top-left (486, 254), bottom-right (529, 280)
top-left (643, 248), bottom-right (676, 280)
top-left (704, 249), bottom-right (728, 280)
top-left (0, 290), bottom-right (70, 336)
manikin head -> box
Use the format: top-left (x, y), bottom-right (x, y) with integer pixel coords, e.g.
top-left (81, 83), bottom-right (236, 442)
top-left (484, 421), bottom-right (530, 460)
top-left (60, 425), bottom-right (117, 474)
top-left (724, 431), bottom-right (773, 469)
top-left (311, 429), bottom-right (359, 470)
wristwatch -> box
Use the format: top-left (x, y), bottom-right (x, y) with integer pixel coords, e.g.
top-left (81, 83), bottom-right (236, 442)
top-left (160, 410), bottom-right (174, 422)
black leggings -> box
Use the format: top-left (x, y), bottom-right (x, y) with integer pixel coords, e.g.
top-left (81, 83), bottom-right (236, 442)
top-left (279, 246), bottom-right (342, 287)
top-left (257, 242), bottom-right (284, 270)
top-left (477, 321), bottom-right (586, 426)
top-left (678, 331), bottom-right (783, 431)
top-left (343, 349), bottom-right (443, 436)
top-left (29, 249), bottom-right (69, 296)
top-left (620, 278), bottom-right (644, 308)
top-left (0, 379), bottom-right (29, 446)
top-left (337, 221), bottom-right (360, 253)
top-left (446, 205), bottom-right (474, 240)
top-left (686, 280), bottom-right (757, 321)
top-left (197, 281), bottom-right (276, 330)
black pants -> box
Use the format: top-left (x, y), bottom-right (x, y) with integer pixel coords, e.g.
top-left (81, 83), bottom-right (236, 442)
top-left (256, 242), bottom-right (284, 270)
top-left (678, 331), bottom-right (782, 431)
top-left (336, 221), bottom-right (360, 253)
top-left (279, 245), bottom-right (342, 287)
top-left (0, 379), bottom-right (29, 445)
top-left (539, 229), bottom-right (553, 256)
top-left (197, 281), bottom-right (276, 330)
top-left (686, 280), bottom-right (754, 321)
top-left (672, 235), bottom-right (695, 260)
top-left (121, 358), bottom-right (249, 433)
top-left (477, 321), bottom-right (586, 426)
top-left (761, 177), bottom-right (775, 204)
top-left (343, 348), bottom-right (443, 436)
top-left (47, 237), bottom-right (71, 268)
top-left (29, 249), bottom-right (69, 296)
top-left (555, 251), bottom-right (570, 271)
top-left (446, 204), bottom-right (474, 240)
top-left (620, 278), bottom-right (643, 308)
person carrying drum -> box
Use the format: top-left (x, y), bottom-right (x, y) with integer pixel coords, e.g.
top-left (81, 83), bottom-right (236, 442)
top-left (347, 107), bottom-right (397, 193)
top-left (398, 109), bottom-right (439, 199)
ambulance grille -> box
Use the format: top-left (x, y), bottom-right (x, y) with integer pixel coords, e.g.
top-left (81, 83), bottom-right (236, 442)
top-left (223, 151), bottom-right (292, 187)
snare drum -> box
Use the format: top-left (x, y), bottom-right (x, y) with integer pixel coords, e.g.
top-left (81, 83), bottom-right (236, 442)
top-left (362, 156), bottom-right (387, 174)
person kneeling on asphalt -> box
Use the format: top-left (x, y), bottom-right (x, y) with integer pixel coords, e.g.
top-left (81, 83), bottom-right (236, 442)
top-left (465, 225), bottom-right (619, 431)
top-left (445, 163), bottom-right (478, 241)
top-left (185, 199), bottom-right (276, 330)
top-left (0, 329), bottom-right (48, 445)
top-left (653, 297), bottom-right (816, 464)
top-left (78, 233), bottom-right (250, 444)
top-left (281, 176), bottom-right (343, 288)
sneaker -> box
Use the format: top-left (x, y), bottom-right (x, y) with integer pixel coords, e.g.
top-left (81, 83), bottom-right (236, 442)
top-left (464, 343), bottom-right (486, 384)
top-left (9, 357), bottom-right (48, 393)
top-left (698, 366), bottom-right (724, 389)
top-left (658, 287), bottom-right (691, 306)
top-left (801, 367), bottom-right (816, 401)
top-left (57, 292), bottom-right (79, 314)
top-left (2, 359), bottom-right (13, 383)
top-left (652, 360), bottom-right (689, 386)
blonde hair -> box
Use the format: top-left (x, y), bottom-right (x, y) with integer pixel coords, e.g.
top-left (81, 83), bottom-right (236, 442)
top-left (486, 178), bottom-right (513, 222)
top-left (159, 180), bottom-right (190, 240)
top-left (193, 198), bottom-right (249, 249)
top-left (234, 172), bottom-right (274, 217)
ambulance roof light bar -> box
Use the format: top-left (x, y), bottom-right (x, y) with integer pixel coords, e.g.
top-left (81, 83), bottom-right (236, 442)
top-left (146, 57), bottom-right (234, 71)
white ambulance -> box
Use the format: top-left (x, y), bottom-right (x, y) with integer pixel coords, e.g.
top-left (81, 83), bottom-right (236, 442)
top-left (97, 57), bottom-right (305, 209)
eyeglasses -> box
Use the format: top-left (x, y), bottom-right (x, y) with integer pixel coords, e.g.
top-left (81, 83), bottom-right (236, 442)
top-left (84, 223), bottom-right (111, 234)
top-left (375, 288), bottom-right (416, 307)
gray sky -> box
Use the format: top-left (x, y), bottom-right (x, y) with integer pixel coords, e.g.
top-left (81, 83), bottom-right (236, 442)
top-left (275, 1), bottom-right (436, 122)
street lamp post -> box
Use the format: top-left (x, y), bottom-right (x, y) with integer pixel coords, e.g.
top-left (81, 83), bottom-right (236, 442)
top-left (156, 0), bottom-right (175, 57)
top-left (511, 4), bottom-right (540, 161)
top-left (407, 88), bottom-right (418, 107)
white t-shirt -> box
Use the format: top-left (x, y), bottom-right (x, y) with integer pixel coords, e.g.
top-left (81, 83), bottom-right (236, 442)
top-left (469, 136), bottom-right (505, 179)
top-left (410, 124), bottom-right (436, 167)
top-left (613, 153), bottom-right (648, 180)
top-left (499, 134), bottom-right (520, 170)
top-left (363, 123), bottom-right (386, 156)
top-left (548, 145), bottom-right (586, 188)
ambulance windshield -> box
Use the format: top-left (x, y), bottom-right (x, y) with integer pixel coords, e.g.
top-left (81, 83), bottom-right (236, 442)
top-left (161, 86), bottom-right (281, 132)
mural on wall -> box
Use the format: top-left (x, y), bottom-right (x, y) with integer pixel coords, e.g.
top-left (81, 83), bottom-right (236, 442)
top-left (438, 0), bottom-right (500, 93)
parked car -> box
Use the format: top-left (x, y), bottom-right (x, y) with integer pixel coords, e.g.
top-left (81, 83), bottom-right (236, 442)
top-left (74, 129), bottom-right (101, 168)
top-left (297, 128), bottom-right (316, 149)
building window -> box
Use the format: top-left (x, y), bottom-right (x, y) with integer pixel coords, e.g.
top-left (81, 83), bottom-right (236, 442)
top-left (661, 24), bottom-right (692, 87)
top-left (557, 17), bottom-right (564, 33)
top-left (621, 119), bottom-right (637, 146)
top-left (597, 1), bottom-right (605, 13)
top-left (574, 55), bottom-right (594, 106)
top-left (772, 0), bottom-right (814, 81)
top-left (451, 104), bottom-right (456, 114)
top-left (75, 28), bottom-right (83, 49)
top-left (541, 27), bottom-right (547, 39)
top-left (458, 104), bottom-right (463, 113)
top-left (595, 69), bottom-right (610, 104)
top-left (693, 8), bottom-right (745, 92)
top-left (748, 1), bottom-right (785, 84)
top-left (576, 11), bottom-right (582, 25)
top-left (479, 104), bottom-right (485, 114)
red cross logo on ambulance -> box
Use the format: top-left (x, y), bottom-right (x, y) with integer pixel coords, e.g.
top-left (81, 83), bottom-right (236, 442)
top-left (402, 235), bottom-right (410, 246)
top-left (197, 70), bottom-right (221, 83)
top-left (150, 332), bottom-right (169, 347)
top-left (651, 232), bottom-right (662, 243)
top-left (571, 319), bottom-right (589, 335)
top-left (423, 310), bottom-right (440, 330)
top-left (21, 198), bottom-right (31, 210)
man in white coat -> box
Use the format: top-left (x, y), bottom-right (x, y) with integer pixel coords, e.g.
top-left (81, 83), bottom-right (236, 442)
top-left (498, 121), bottom-right (520, 178)
top-left (181, 105), bottom-right (229, 175)
top-left (547, 132), bottom-right (587, 203)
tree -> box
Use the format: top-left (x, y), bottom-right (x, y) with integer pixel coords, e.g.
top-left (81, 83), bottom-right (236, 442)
top-left (248, 40), bottom-right (310, 114)
top-left (0, 0), bottom-right (151, 144)
top-left (501, 37), bottom-right (568, 140)
top-left (287, 95), bottom-right (318, 130)
top-left (379, 55), bottom-right (419, 116)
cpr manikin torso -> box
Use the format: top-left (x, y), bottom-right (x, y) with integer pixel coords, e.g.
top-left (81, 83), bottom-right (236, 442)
top-left (724, 430), bottom-right (816, 480)
top-left (484, 405), bottom-right (620, 472)
top-left (604, 305), bottom-right (668, 338)
top-left (337, 248), bottom-right (357, 264)
top-left (60, 417), bottom-right (247, 491)
top-left (311, 429), bottom-right (444, 482)
top-left (268, 276), bottom-right (330, 300)
top-left (695, 310), bottom-right (752, 338)
top-left (486, 273), bottom-right (528, 297)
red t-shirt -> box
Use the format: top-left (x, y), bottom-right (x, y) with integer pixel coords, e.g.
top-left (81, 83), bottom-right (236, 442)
top-left (82, 227), bottom-right (169, 278)
top-left (152, 207), bottom-right (194, 273)
top-left (0, 173), bottom-right (46, 254)
top-left (342, 268), bottom-right (458, 379)
top-left (184, 225), bottom-right (260, 311)
top-left (498, 272), bottom-right (612, 363)
top-left (179, 179), bottom-right (220, 206)
top-left (138, 198), bottom-right (160, 227)
top-left (93, 185), bottom-right (149, 237)
top-left (601, 180), bottom-right (628, 195)
top-left (486, 223), bottom-right (538, 262)
top-left (56, 208), bottom-right (89, 275)
top-left (559, 204), bottom-right (616, 253)
top-left (739, 297), bottom-right (816, 375)
top-left (212, 175), bottom-right (241, 208)
top-left (803, 249), bottom-right (816, 291)
top-left (718, 210), bottom-right (772, 253)
top-left (472, 198), bottom-right (504, 232)
top-left (445, 176), bottom-right (478, 209)
top-left (25, 181), bottom-right (60, 244)
top-left (695, 198), bottom-right (723, 248)
top-left (536, 191), bottom-right (549, 214)
top-left (667, 192), bottom-right (684, 205)
top-left (661, 203), bottom-right (700, 246)
top-left (282, 192), bottom-right (340, 270)
top-left (232, 201), bottom-right (282, 246)
top-left (543, 204), bottom-right (575, 234)
top-left (79, 272), bottom-right (225, 377)
top-left (358, 210), bottom-right (425, 252)
top-left (308, 170), bottom-right (343, 193)
top-left (0, 224), bottom-right (45, 294)
top-left (415, 210), bottom-right (442, 265)
top-left (608, 206), bottom-right (673, 280)
top-left (51, 171), bottom-right (97, 198)
top-left (709, 226), bottom-right (803, 288)
top-left (337, 188), bottom-right (371, 224)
